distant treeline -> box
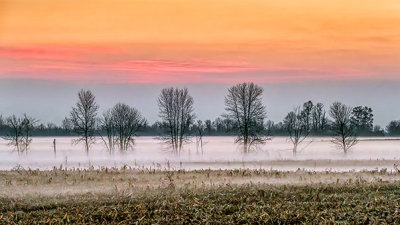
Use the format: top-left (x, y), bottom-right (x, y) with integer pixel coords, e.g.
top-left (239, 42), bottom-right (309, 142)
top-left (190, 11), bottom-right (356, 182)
top-left (0, 101), bottom-right (398, 137)
top-left (2, 83), bottom-right (400, 155)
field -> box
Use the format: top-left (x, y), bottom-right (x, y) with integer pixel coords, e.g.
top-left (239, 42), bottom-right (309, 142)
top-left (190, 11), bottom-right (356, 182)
top-left (1, 168), bottom-right (400, 224)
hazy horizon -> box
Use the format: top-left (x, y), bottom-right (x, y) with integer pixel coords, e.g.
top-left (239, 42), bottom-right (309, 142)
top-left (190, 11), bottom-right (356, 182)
top-left (0, 78), bottom-right (399, 127)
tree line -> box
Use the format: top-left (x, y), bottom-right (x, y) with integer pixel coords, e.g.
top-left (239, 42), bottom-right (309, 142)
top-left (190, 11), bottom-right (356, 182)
top-left (0, 82), bottom-right (398, 155)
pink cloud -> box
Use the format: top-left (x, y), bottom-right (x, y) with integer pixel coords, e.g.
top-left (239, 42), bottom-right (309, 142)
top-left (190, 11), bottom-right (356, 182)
top-left (1, 45), bottom-right (400, 84)
top-left (0, 46), bottom-right (264, 83)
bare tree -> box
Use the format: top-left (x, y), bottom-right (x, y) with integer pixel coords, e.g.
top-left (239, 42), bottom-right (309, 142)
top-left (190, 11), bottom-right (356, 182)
top-left (4, 115), bottom-right (24, 154)
top-left (111, 103), bottom-right (146, 151)
top-left (284, 106), bottom-right (311, 156)
top-left (194, 120), bottom-right (205, 152)
top-left (21, 114), bottom-right (38, 152)
top-left (302, 101), bottom-right (314, 128)
top-left (311, 103), bottom-right (327, 133)
top-left (158, 87), bottom-right (195, 154)
top-left (329, 102), bottom-right (358, 154)
top-left (4, 114), bottom-right (38, 154)
top-left (99, 109), bottom-right (115, 153)
top-left (224, 82), bottom-right (267, 153)
top-left (70, 89), bottom-right (99, 154)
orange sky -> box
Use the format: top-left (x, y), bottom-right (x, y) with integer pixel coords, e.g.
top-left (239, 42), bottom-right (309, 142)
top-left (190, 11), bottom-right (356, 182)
top-left (1, 0), bottom-right (400, 83)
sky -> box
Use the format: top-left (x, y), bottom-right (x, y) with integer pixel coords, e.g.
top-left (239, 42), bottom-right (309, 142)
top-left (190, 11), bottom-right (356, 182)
top-left (0, 0), bottom-right (400, 126)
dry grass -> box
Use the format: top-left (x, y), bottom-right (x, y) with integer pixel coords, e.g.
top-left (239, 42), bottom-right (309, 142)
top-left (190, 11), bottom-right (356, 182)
top-left (1, 168), bottom-right (400, 224)
top-left (0, 167), bottom-right (399, 197)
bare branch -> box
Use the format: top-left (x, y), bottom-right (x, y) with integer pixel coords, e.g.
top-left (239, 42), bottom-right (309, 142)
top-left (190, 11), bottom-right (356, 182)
top-left (70, 89), bottom-right (99, 153)
top-left (158, 87), bottom-right (195, 154)
top-left (329, 102), bottom-right (358, 154)
top-left (223, 82), bottom-right (267, 153)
